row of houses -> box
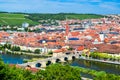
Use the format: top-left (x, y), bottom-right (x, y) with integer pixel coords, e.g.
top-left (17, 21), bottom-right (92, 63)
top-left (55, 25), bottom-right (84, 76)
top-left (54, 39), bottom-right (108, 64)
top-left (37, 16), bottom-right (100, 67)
top-left (0, 16), bottom-right (120, 54)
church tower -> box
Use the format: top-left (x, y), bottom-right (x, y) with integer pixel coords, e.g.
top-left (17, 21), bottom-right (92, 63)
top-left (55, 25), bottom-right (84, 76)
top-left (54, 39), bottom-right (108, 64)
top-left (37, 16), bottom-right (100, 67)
top-left (65, 21), bottom-right (69, 36)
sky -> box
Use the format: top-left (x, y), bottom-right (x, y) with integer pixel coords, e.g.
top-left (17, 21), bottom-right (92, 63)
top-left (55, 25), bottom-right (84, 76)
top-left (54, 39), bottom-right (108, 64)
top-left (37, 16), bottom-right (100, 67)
top-left (0, 0), bottom-right (120, 14)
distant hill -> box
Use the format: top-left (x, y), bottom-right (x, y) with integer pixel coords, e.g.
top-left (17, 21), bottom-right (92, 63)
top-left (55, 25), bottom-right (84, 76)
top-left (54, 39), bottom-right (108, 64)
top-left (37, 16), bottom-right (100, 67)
top-left (66, 14), bottom-right (104, 20)
top-left (27, 13), bottom-right (104, 21)
top-left (0, 12), bottom-right (104, 26)
top-left (0, 13), bottom-right (38, 26)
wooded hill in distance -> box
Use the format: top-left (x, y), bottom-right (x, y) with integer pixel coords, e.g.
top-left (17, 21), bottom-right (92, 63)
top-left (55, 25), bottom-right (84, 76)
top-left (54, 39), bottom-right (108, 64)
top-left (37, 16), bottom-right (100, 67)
top-left (0, 12), bottom-right (104, 26)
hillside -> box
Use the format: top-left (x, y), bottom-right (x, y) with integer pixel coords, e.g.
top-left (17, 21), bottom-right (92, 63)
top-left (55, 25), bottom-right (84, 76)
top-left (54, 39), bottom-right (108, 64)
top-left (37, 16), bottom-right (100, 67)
top-left (0, 13), bottom-right (104, 26)
top-left (66, 14), bottom-right (104, 20)
top-left (27, 13), bottom-right (104, 21)
top-left (0, 13), bottom-right (38, 26)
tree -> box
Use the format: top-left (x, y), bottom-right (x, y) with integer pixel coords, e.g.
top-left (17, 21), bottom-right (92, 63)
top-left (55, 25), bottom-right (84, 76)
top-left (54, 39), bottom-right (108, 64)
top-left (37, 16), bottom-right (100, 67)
top-left (11, 46), bottom-right (21, 51)
top-left (6, 44), bottom-right (11, 49)
top-left (24, 27), bottom-right (28, 32)
top-left (36, 64), bottom-right (81, 80)
top-left (68, 47), bottom-right (73, 51)
top-left (0, 58), bottom-right (36, 80)
top-left (34, 49), bottom-right (41, 54)
top-left (48, 50), bottom-right (53, 55)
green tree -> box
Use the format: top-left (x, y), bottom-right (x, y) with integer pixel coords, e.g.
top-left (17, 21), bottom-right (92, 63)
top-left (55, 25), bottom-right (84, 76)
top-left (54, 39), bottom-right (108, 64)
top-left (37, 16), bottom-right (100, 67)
top-left (34, 49), bottom-right (41, 54)
top-left (24, 27), bottom-right (28, 32)
top-left (68, 47), bottom-right (73, 51)
top-left (48, 50), bottom-right (53, 55)
top-left (11, 46), bottom-right (21, 51)
top-left (6, 44), bottom-right (11, 49)
top-left (36, 64), bottom-right (81, 80)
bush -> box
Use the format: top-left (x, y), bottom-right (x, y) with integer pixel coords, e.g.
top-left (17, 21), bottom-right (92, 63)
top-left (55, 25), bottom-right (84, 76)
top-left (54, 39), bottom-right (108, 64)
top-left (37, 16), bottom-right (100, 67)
top-left (21, 50), bottom-right (32, 53)
top-left (89, 52), bottom-right (118, 61)
top-left (48, 50), bottom-right (53, 55)
top-left (74, 66), bottom-right (120, 80)
top-left (11, 46), bottom-right (21, 51)
top-left (34, 49), bottom-right (41, 54)
top-left (68, 47), bottom-right (73, 50)
top-left (36, 64), bottom-right (81, 80)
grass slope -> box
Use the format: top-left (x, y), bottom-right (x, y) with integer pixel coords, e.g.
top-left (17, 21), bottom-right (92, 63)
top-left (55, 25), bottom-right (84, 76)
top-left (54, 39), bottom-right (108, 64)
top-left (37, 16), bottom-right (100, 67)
top-left (0, 13), bottom-right (38, 26)
top-left (66, 14), bottom-right (103, 20)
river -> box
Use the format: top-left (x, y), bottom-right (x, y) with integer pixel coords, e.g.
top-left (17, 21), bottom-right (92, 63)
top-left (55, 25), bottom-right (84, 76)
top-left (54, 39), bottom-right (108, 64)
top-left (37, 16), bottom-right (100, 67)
top-left (1, 54), bottom-right (120, 75)
top-left (1, 54), bottom-right (31, 64)
top-left (70, 59), bottom-right (120, 75)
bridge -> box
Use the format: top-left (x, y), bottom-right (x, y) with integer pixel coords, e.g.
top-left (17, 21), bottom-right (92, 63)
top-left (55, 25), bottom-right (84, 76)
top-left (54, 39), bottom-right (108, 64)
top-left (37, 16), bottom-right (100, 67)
top-left (19, 52), bottom-right (82, 68)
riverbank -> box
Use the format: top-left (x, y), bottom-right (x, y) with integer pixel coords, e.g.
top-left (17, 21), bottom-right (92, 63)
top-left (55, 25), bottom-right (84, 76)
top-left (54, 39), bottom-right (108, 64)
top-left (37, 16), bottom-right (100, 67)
top-left (73, 66), bottom-right (120, 79)
top-left (3, 49), bottom-right (52, 57)
top-left (0, 53), bottom-right (51, 64)
top-left (1, 53), bottom-right (120, 77)
top-left (71, 59), bottom-right (120, 75)
top-left (0, 44), bottom-right (48, 57)
top-left (80, 56), bottom-right (120, 65)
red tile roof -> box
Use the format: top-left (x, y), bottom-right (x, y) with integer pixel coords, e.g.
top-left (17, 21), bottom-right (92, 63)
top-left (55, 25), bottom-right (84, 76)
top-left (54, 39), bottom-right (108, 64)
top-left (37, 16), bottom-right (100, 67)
top-left (76, 46), bottom-right (84, 51)
top-left (70, 32), bottom-right (80, 36)
top-left (53, 49), bottom-right (63, 53)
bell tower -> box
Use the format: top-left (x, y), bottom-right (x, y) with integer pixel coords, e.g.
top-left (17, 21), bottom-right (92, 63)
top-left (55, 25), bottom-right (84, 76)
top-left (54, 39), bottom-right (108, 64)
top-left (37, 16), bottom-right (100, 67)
top-left (65, 21), bottom-right (69, 36)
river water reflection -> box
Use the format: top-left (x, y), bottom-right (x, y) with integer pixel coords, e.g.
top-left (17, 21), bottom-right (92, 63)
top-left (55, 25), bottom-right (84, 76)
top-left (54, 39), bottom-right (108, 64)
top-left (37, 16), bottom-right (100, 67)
top-left (70, 59), bottom-right (120, 75)
top-left (1, 54), bottom-right (33, 64)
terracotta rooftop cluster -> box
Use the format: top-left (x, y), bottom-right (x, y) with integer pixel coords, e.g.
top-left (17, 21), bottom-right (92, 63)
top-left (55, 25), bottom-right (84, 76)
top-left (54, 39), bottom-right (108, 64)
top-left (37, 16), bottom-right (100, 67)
top-left (0, 17), bottom-right (120, 54)
top-left (94, 44), bottom-right (120, 54)
top-left (11, 32), bottom-right (66, 48)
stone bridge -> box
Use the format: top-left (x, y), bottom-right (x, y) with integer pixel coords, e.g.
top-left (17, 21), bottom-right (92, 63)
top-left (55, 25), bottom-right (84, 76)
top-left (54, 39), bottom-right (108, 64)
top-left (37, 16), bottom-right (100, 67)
top-left (19, 52), bottom-right (82, 68)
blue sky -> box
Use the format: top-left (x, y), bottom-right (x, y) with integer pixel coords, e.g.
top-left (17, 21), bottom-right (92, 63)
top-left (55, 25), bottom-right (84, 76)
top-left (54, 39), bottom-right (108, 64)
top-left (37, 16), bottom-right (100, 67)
top-left (0, 0), bottom-right (120, 14)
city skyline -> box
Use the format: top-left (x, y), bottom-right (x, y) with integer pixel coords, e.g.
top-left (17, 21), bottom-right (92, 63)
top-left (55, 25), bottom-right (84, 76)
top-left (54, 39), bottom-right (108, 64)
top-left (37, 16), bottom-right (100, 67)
top-left (0, 0), bottom-right (120, 14)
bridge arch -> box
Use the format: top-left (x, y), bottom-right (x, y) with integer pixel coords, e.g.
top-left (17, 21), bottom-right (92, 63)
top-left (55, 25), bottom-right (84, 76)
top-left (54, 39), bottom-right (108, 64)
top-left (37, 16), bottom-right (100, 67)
top-left (36, 63), bottom-right (42, 67)
top-left (64, 57), bottom-right (68, 61)
top-left (46, 60), bottom-right (52, 66)
top-left (72, 56), bottom-right (76, 60)
top-left (79, 54), bottom-right (82, 57)
top-left (56, 58), bottom-right (61, 63)
top-left (26, 65), bottom-right (31, 68)
top-left (65, 52), bottom-right (70, 55)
